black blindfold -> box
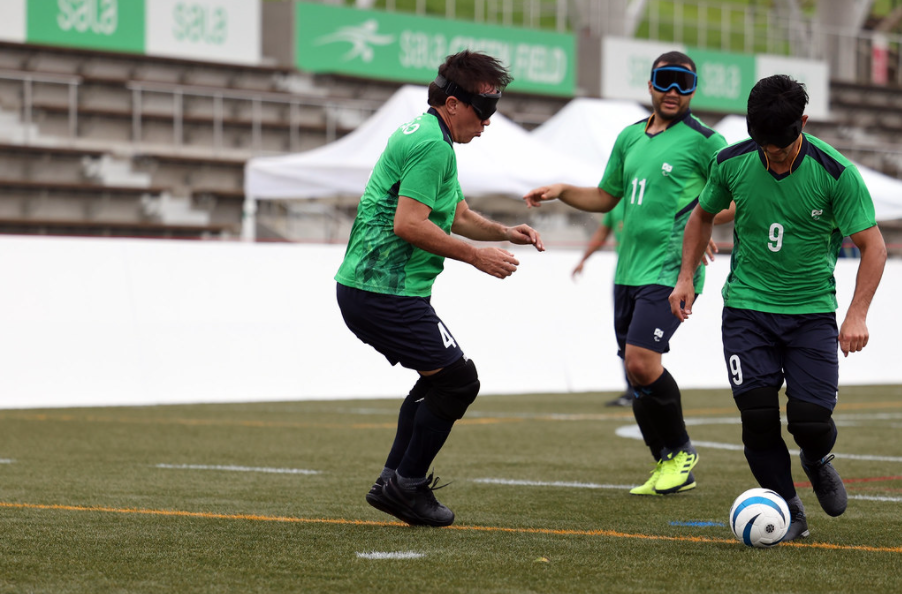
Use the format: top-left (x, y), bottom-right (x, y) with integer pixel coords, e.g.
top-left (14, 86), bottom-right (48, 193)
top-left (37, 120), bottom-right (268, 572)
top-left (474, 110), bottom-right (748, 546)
top-left (747, 117), bottom-right (803, 149)
top-left (434, 74), bottom-right (501, 120)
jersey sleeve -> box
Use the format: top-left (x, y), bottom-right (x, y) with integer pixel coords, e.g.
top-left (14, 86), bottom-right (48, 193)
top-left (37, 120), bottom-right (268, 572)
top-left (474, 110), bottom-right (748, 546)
top-left (703, 132), bottom-right (728, 178)
top-left (398, 138), bottom-right (452, 209)
top-left (699, 153), bottom-right (732, 214)
top-left (599, 128), bottom-right (630, 197)
top-left (833, 165), bottom-right (877, 236)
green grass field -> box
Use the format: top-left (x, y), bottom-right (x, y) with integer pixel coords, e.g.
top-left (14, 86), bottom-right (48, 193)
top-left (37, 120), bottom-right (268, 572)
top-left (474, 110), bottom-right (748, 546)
top-left (2, 385), bottom-right (902, 593)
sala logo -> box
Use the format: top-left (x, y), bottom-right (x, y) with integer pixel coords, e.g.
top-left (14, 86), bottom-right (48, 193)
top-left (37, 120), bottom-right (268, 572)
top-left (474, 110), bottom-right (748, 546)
top-left (57, 0), bottom-right (118, 36)
top-left (174, 2), bottom-right (228, 45)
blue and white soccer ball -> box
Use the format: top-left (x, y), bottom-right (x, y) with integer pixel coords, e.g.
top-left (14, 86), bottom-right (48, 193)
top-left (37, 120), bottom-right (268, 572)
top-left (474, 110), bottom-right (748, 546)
top-left (729, 488), bottom-right (790, 548)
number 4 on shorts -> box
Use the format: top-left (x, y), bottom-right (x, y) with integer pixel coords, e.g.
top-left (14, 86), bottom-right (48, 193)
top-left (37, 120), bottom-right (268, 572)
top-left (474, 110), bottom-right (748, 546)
top-left (438, 322), bottom-right (457, 348)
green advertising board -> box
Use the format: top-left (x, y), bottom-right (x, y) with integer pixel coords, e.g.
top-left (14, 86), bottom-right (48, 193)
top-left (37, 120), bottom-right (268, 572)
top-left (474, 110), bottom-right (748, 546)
top-left (688, 48), bottom-right (756, 113)
top-left (27, 0), bottom-right (145, 53)
top-left (295, 2), bottom-right (575, 97)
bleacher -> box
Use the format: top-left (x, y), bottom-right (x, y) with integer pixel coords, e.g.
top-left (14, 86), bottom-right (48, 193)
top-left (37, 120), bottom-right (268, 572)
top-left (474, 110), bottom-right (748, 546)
top-left (0, 2), bottom-right (901, 247)
top-left (0, 35), bottom-right (576, 242)
top-left (0, 39), bottom-right (400, 240)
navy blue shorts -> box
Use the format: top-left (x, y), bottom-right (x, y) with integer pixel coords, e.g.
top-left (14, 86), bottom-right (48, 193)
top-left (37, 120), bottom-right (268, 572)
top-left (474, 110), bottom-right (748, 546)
top-left (336, 283), bottom-right (464, 371)
top-left (613, 284), bottom-right (692, 356)
top-left (721, 307), bottom-right (839, 409)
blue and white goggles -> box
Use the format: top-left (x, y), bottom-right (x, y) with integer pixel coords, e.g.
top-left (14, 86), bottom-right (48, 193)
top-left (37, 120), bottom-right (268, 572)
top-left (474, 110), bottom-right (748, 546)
top-left (651, 66), bottom-right (698, 95)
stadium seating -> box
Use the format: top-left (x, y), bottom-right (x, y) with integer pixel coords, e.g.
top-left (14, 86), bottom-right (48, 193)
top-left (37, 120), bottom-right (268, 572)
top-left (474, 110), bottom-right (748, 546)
top-left (0, 32), bottom-right (901, 248)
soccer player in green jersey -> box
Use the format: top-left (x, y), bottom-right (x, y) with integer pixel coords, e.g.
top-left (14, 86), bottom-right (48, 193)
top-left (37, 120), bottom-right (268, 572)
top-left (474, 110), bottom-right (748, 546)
top-left (335, 51), bottom-right (544, 527)
top-left (524, 51), bottom-right (729, 495)
top-left (670, 74), bottom-right (887, 541)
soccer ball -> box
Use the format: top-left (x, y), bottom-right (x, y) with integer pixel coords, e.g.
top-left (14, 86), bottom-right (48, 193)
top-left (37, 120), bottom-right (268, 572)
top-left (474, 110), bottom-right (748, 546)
top-left (729, 488), bottom-right (790, 548)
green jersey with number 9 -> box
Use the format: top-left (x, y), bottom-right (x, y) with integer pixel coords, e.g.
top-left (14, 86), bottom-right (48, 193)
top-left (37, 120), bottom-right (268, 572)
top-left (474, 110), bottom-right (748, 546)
top-left (600, 111), bottom-right (726, 291)
top-left (699, 134), bottom-right (877, 314)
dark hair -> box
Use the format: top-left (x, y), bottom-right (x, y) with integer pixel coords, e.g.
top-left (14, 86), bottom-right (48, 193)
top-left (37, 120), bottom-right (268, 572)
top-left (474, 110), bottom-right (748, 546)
top-left (650, 51), bottom-right (696, 76)
top-left (747, 74), bottom-right (809, 132)
top-left (428, 50), bottom-right (513, 107)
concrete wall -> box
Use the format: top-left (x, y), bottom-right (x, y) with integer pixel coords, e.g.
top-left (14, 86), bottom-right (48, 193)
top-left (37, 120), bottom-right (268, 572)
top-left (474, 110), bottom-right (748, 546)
top-left (1, 235), bottom-right (898, 409)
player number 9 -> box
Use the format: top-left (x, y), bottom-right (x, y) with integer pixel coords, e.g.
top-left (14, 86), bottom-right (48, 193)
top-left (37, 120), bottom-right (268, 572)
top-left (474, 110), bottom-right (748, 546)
top-left (767, 223), bottom-right (784, 252)
top-left (729, 354), bottom-right (743, 385)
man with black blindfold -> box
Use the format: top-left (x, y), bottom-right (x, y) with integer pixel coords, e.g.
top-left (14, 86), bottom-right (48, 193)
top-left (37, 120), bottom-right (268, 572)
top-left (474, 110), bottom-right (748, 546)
top-left (671, 74), bottom-right (887, 541)
top-left (336, 51), bottom-right (544, 527)
top-left (524, 51), bottom-right (728, 497)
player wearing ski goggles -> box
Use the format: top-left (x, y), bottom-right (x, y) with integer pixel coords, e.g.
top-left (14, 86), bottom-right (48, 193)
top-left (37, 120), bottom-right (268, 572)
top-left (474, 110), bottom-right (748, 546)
top-left (650, 65), bottom-right (698, 95)
top-left (434, 74), bottom-right (502, 120)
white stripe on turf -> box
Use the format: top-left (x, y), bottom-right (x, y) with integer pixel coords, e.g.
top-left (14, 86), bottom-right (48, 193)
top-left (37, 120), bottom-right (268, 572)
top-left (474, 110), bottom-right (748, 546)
top-left (472, 478), bottom-right (633, 490)
top-left (356, 551), bottom-right (424, 559)
top-left (155, 464), bottom-right (320, 475)
top-left (850, 494), bottom-right (902, 503)
top-left (617, 422), bottom-right (902, 462)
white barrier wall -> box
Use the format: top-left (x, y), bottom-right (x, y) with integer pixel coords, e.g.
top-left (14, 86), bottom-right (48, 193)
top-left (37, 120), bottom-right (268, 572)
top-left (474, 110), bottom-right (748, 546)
top-left (1, 235), bottom-right (898, 409)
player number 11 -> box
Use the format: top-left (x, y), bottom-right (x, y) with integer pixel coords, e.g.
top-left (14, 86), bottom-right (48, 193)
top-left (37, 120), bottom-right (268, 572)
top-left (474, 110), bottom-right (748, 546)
top-left (629, 177), bottom-right (646, 205)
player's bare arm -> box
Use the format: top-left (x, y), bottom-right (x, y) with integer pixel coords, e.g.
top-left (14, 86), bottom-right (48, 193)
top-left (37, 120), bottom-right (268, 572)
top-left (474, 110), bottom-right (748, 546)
top-left (669, 205), bottom-right (716, 321)
top-left (523, 184), bottom-right (620, 213)
top-left (700, 201), bottom-right (736, 265)
top-left (394, 196), bottom-right (519, 280)
top-left (839, 225), bottom-right (887, 357)
top-left (712, 201), bottom-right (736, 224)
top-left (452, 200), bottom-right (545, 252)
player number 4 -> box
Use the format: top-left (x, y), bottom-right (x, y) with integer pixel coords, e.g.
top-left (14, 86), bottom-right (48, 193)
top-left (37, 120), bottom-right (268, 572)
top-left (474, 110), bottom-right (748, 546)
top-left (438, 322), bottom-right (457, 349)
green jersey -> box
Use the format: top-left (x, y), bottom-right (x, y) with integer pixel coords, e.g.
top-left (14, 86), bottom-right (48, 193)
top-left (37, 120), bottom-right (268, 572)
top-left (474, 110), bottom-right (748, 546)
top-left (600, 111), bottom-right (726, 290)
top-left (602, 200), bottom-right (625, 253)
top-left (700, 134), bottom-right (877, 314)
top-left (335, 109), bottom-right (463, 297)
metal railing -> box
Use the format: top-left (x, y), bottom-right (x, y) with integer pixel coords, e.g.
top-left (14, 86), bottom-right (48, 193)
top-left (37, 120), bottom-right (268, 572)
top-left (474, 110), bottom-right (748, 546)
top-left (0, 69), bottom-right (383, 155)
top-left (126, 81), bottom-right (381, 154)
top-left (376, 0), bottom-right (570, 31)
top-left (0, 70), bottom-right (81, 142)
top-left (368, 0), bottom-right (902, 86)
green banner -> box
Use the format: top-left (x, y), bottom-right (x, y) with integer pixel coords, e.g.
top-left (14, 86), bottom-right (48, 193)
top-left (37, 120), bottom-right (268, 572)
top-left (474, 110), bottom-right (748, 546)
top-left (295, 2), bottom-right (575, 97)
top-left (27, 0), bottom-right (145, 53)
top-left (688, 48), bottom-right (756, 112)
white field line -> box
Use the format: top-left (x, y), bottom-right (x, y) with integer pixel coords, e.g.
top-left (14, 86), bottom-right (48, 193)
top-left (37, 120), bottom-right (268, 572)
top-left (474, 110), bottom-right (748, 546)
top-left (616, 421), bottom-right (902, 463)
top-left (472, 478), bottom-right (633, 490)
top-left (356, 551), bottom-right (424, 559)
top-left (155, 464), bottom-right (320, 475)
top-left (0, 459), bottom-right (13, 464)
top-left (471, 479), bottom-right (902, 504)
top-left (850, 495), bottom-right (902, 503)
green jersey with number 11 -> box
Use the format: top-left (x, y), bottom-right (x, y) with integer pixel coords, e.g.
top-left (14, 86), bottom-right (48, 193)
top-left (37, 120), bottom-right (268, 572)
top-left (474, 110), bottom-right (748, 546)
top-left (699, 134), bottom-right (877, 314)
top-left (600, 111), bottom-right (726, 291)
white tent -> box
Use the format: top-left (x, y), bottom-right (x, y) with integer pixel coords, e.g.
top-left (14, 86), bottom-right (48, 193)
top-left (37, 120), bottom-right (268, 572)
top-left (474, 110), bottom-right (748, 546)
top-left (242, 85), bottom-right (599, 239)
top-left (531, 97), bottom-right (651, 172)
top-left (714, 114), bottom-right (902, 222)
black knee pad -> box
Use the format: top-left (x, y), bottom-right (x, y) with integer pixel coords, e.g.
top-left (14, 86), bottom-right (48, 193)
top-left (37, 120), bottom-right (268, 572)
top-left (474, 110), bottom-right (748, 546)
top-left (786, 399), bottom-right (837, 456)
top-left (424, 356), bottom-right (480, 422)
top-left (735, 387), bottom-right (783, 451)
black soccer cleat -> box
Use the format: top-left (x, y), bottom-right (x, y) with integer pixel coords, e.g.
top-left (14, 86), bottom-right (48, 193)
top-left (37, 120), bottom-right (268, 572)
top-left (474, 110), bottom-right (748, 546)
top-left (800, 452), bottom-right (848, 517)
top-left (782, 495), bottom-right (810, 542)
top-left (380, 472), bottom-right (455, 527)
top-left (365, 476), bottom-right (398, 517)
